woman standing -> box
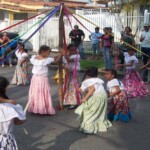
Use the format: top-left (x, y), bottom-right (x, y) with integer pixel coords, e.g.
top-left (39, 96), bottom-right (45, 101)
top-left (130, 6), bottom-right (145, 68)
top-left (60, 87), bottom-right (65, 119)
top-left (12, 42), bottom-right (30, 85)
top-left (100, 27), bottom-right (114, 69)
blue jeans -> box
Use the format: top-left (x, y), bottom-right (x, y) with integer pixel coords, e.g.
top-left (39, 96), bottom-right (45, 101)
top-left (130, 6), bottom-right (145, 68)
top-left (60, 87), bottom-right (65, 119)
top-left (92, 42), bottom-right (100, 56)
top-left (142, 69), bottom-right (150, 82)
top-left (102, 47), bottom-right (112, 69)
top-left (1, 47), bottom-right (12, 65)
top-left (141, 47), bottom-right (150, 65)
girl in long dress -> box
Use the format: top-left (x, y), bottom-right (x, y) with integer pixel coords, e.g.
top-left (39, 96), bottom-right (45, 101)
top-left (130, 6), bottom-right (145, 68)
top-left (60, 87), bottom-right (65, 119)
top-left (63, 44), bottom-right (81, 109)
top-left (12, 42), bottom-right (30, 85)
top-left (0, 76), bottom-right (26, 150)
top-left (105, 69), bottom-right (131, 122)
top-left (119, 49), bottom-right (149, 98)
top-left (75, 67), bottom-right (112, 134)
top-left (28, 45), bottom-right (62, 115)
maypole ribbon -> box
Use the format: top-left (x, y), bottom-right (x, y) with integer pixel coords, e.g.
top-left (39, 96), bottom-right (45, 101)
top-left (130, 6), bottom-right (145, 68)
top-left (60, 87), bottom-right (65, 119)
top-left (0, 9), bottom-right (50, 32)
top-left (67, 7), bottom-right (149, 58)
top-left (0, 6), bottom-right (60, 66)
top-left (0, 10), bottom-right (54, 55)
top-left (23, 5), bottom-right (61, 113)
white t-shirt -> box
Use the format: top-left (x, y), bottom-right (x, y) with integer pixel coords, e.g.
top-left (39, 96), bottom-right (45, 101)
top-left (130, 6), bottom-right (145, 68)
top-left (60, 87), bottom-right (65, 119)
top-left (69, 54), bottom-right (80, 71)
top-left (107, 79), bottom-right (124, 93)
top-left (0, 103), bottom-right (26, 134)
top-left (124, 52), bottom-right (138, 69)
top-left (30, 55), bottom-right (54, 76)
top-left (15, 50), bottom-right (28, 61)
top-left (81, 78), bottom-right (106, 94)
top-left (140, 30), bottom-right (150, 48)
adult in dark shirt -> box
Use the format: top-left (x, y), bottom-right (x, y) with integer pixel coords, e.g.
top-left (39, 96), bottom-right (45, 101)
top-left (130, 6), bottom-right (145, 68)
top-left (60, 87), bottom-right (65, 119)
top-left (69, 25), bottom-right (85, 59)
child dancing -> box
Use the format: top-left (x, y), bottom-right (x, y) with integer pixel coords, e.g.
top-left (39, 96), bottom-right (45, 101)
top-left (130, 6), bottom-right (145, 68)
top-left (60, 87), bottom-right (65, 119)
top-left (28, 45), bottom-right (62, 115)
top-left (63, 44), bottom-right (81, 110)
top-left (119, 49), bottom-right (149, 98)
top-left (75, 67), bottom-right (112, 134)
top-left (0, 76), bottom-right (26, 150)
top-left (12, 42), bottom-right (30, 85)
top-left (105, 69), bottom-right (131, 122)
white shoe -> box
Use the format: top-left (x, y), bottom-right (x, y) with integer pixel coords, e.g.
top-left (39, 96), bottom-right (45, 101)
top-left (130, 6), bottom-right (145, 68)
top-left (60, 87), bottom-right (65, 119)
top-left (10, 64), bottom-right (13, 67)
top-left (2, 64), bottom-right (4, 67)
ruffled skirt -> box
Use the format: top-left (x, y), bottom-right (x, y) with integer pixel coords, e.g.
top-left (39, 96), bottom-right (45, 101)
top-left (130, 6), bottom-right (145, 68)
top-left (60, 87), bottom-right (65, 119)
top-left (108, 90), bottom-right (131, 122)
top-left (0, 133), bottom-right (18, 150)
top-left (12, 61), bottom-right (30, 85)
top-left (122, 69), bottom-right (150, 98)
top-left (75, 92), bottom-right (112, 134)
top-left (28, 75), bottom-right (55, 115)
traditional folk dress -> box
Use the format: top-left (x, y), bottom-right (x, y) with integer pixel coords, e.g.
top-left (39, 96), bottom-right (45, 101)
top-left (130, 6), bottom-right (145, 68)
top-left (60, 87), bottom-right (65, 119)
top-left (63, 54), bottom-right (81, 106)
top-left (28, 55), bottom-right (55, 115)
top-left (12, 50), bottom-right (30, 85)
top-left (75, 78), bottom-right (112, 134)
top-left (107, 79), bottom-right (131, 122)
top-left (0, 103), bottom-right (26, 150)
top-left (122, 52), bottom-right (149, 98)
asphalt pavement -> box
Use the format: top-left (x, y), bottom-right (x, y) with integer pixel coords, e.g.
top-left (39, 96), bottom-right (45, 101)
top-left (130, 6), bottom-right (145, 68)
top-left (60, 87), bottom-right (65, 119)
top-left (0, 66), bottom-right (150, 150)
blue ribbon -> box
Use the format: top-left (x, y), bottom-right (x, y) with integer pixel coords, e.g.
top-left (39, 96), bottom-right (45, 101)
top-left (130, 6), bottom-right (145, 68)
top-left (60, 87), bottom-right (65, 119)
top-left (0, 5), bottom-right (60, 65)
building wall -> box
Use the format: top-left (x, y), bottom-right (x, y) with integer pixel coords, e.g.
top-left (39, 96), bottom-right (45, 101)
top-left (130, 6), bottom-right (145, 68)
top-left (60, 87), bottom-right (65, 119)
top-left (0, 10), bottom-right (4, 20)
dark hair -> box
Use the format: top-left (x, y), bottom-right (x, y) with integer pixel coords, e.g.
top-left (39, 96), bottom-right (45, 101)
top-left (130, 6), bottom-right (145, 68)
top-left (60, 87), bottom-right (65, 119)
top-left (67, 43), bottom-right (77, 51)
top-left (105, 69), bottom-right (118, 78)
top-left (95, 27), bottom-right (99, 30)
top-left (86, 67), bottom-right (98, 77)
top-left (0, 76), bottom-right (9, 99)
top-left (127, 48), bottom-right (136, 52)
top-left (39, 45), bottom-right (51, 54)
top-left (2, 32), bottom-right (8, 35)
top-left (125, 27), bottom-right (132, 32)
top-left (18, 41), bottom-right (25, 49)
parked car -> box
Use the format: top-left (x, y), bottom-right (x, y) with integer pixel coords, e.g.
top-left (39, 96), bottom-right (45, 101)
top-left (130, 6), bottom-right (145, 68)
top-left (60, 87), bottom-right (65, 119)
top-left (0, 32), bottom-right (33, 65)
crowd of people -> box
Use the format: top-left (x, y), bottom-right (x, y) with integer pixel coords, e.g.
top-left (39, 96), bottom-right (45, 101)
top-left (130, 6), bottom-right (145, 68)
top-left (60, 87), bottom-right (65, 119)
top-left (0, 23), bottom-right (150, 149)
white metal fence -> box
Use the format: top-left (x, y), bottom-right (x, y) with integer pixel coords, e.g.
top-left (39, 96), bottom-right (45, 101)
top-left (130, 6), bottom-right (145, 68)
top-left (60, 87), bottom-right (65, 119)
top-left (0, 8), bottom-right (149, 52)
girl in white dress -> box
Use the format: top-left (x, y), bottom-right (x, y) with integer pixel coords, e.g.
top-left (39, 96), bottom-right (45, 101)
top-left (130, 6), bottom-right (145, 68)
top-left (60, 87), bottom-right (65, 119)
top-left (75, 67), bottom-right (112, 134)
top-left (28, 45), bottom-right (62, 115)
top-left (119, 48), bottom-right (149, 98)
top-left (0, 76), bottom-right (26, 150)
top-left (105, 69), bottom-right (131, 122)
top-left (12, 42), bottom-right (30, 85)
top-left (63, 44), bottom-right (81, 109)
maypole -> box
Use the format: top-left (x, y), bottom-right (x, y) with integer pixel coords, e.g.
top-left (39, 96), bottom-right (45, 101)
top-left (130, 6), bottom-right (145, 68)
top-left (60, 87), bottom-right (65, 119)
top-left (58, 3), bottom-right (64, 110)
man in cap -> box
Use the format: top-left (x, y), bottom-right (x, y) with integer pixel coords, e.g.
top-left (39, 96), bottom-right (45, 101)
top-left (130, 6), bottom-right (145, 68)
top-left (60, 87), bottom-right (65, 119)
top-left (140, 23), bottom-right (150, 65)
top-left (69, 25), bottom-right (86, 59)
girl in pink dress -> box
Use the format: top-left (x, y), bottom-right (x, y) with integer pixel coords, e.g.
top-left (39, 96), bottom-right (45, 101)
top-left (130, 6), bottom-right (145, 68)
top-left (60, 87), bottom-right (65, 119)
top-left (28, 45), bottom-right (62, 115)
top-left (119, 48), bottom-right (149, 98)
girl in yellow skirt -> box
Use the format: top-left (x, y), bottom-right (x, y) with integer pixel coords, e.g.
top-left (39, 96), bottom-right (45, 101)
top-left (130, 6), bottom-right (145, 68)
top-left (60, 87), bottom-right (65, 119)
top-left (75, 67), bottom-right (112, 134)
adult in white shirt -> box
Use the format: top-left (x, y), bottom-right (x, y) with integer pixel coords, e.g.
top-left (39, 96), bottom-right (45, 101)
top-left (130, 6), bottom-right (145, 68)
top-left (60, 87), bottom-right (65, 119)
top-left (140, 23), bottom-right (150, 65)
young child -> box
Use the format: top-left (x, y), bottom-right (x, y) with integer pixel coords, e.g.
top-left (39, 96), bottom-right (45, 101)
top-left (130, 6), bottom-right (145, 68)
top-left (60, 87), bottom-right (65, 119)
top-left (12, 42), bottom-right (30, 85)
top-left (75, 67), bottom-right (112, 134)
top-left (63, 44), bottom-right (81, 110)
top-left (0, 76), bottom-right (26, 150)
top-left (140, 58), bottom-right (150, 83)
top-left (28, 45), bottom-right (62, 115)
top-left (119, 48), bottom-right (149, 98)
top-left (105, 69), bottom-right (131, 122)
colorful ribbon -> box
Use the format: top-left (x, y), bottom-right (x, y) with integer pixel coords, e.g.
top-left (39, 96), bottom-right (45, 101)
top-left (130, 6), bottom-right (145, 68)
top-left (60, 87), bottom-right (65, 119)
top-left (0, 5), bottom-right (60, 65)
top-left (0, 10), bottom-right (50, 32)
